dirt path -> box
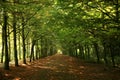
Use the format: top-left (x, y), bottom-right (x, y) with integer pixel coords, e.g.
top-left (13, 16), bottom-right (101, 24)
top-left (1, 54), bottom-right (120, 80)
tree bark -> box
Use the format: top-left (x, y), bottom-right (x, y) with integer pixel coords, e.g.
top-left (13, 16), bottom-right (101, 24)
top-left (3, 6), bottom-right (9, 70)
top-left (1, 26), bottom-right (4, 63)
top-left (35, 41), bottom-right (39, 60)
top-left (8, 26), bottom-right (11, 61)
top-left (30, 40), bottom-right (36, 62)
top-left (18, 30), bottom-right (21, 60)
top-left (22, 17), bottom-right (26, 64)
top-left (103, 43), bottom-right (108, 65)
top-left (110, 45), bottom-right (115, 67)
top-left (93, 43), bottom-right (100, 63)
top-left (13, 14), bottom-right (19, 67)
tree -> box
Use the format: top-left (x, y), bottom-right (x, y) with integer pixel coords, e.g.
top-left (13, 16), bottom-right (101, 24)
top-left (12, 0), bottom-right (19, 67)
top-left (2, 0), bottom-right (9, 70)
top-left (21, 16), bottom-right (26, 64)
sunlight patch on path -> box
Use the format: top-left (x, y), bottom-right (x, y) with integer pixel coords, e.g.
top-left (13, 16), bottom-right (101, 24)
top-left (1, 54), bottom-right (120, 80)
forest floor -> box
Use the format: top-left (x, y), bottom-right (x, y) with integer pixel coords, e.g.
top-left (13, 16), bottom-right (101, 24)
top-left (0, 54), bottom-right (120, 80)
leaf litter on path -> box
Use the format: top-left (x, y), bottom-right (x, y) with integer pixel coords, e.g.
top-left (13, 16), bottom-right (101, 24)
top-left (0, 54), bottom-right (120, 80)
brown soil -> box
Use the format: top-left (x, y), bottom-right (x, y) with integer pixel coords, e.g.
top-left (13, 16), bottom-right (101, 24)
top-left (0, 54), bottom-right (120, 80)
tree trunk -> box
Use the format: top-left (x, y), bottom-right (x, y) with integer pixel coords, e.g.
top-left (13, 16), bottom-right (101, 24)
top-left (38, 40), bottom-right (41, 58)
top-left (41, 37), bottom-right (44, 57)
top-left (44, 39), bottom-right (48, 57)
top-left (22, 17), bottom-right (26, 64)
top-left (103, 43), bottom-right (108, 65)
top-left (3, 7), bottom-right (9, 70)
top-left (30, 40), bottom-right (36, 62)
top-left (110, 45), bottom-right (115, 67)
top-left (26, 39), bottom-right (30, 58)
top-left (18, 31), bottom-right (21, 60)
top-left (49, 41), bottom-right (53, 55)
top-left (1, 26), bottom-right (4, 63)
top-left (35, 41), bottom-right (39, 60)
top-left (8, 26), bottom-right (11, 61)
top-left (86, 45), bottom-right (90, 59)
top-left (50, 47), bottom-right (53, 55)
top-left (93, 43), bottom-right (100, 63)
top-left (79, 45), bottom-right (84, 59)
top-left (75, 48), bottom-right (78, 57)
top-left (13, 14), bottom-right (19, 67)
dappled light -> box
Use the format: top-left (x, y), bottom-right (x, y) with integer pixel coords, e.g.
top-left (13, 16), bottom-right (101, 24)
top-left (57, 49), bottom-right (63, 54)
top-left (0, 54), bottom-right (120, 80)
top-left (13, 77), bottom-right (21, 80)
top-left (0, 0), bottom-right (120, 80)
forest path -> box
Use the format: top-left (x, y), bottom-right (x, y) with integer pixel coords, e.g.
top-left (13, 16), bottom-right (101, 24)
top-left (1, 54), bottom-right (120, 80)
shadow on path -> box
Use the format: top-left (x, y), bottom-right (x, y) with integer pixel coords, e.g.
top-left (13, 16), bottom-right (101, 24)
top-left (0, 54), bottom-right (120, 80)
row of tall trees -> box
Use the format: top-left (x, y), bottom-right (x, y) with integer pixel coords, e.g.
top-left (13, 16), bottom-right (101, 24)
top-left (0, 0), bottom-right (120, 70)
top-left (54, 0), bottom-right (120, 67)
top-left (0, 0), bottom-right (57, 70)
